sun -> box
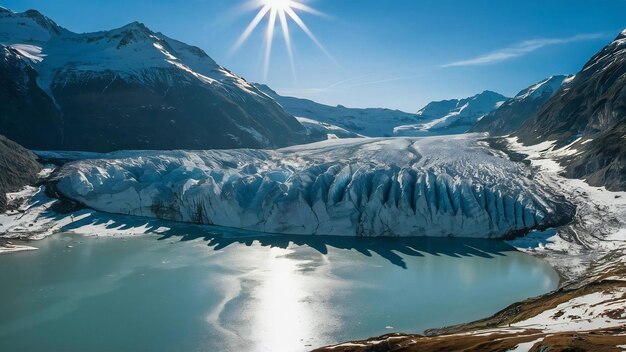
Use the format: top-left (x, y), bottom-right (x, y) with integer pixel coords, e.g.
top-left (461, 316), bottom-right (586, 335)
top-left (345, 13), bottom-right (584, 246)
top-left (233, 0), bottom-right (331, 79)
top-left (264, 0), bottom-right (292, 11)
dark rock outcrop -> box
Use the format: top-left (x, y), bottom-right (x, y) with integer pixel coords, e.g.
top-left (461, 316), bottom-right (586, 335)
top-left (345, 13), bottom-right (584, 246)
top-left (0, 134), bottom-right (41, 211)
top-left (0, 45), bottom-right (63, 150)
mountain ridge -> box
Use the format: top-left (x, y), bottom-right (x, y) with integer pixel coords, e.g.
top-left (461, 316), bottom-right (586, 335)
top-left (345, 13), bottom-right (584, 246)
top-left (0, 8), bottom-right (311, 152)
top-left (254, 83), bottom-right (425, 137)
top-left (515, 29), bottom-right (626, 190)
top-left (394, 90), bottom-right (508, 135)
top-left (470, 75), bottom-right (572, 135)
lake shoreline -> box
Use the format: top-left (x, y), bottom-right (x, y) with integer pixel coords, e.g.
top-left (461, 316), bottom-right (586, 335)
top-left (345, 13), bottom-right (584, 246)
top-left (314, 137), bottom-right (626, 351)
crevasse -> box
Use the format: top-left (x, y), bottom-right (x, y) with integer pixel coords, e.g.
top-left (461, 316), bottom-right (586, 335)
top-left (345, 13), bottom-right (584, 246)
top-left (52, 136), bottom-right (572, 238)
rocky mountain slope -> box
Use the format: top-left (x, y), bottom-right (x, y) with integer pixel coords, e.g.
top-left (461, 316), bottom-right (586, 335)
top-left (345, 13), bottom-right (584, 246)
top-left (0, 7), bottom-right (309, 152)
top-left (0, 134), bottom-right (41, 211)
top-left (470, 75), bottom-right (572, 135)
top-left (516, 30), bottom-right (626, 190)
top-left (254, 84), bottom-right (425, 137)
top-left (394, 90), bottom-right (507, 135)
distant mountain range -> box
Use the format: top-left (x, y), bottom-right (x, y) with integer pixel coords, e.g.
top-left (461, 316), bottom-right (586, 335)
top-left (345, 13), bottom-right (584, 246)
top-left (254, 83), bottom-right (426, 137)
top-left (395, 91), bottom-right (508, 135)
top-left (0, 6), bottom-right (624, 191)
top-left (255, 84), bottom-right (508, 137)
top-left (0, 7), bottom-right (310, 152)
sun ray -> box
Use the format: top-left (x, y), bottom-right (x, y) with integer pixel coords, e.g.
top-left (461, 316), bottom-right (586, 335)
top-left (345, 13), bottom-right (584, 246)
top-left (284, 6), bottom-right (335, 63)
top-left (288, 2), bottom-right (326, 17)
top-left (234, 0), bottom-right (332, 78)
top-left (263, 8), bottom-right (278, 79)
top-left (233, 4), bottom-right (271, 52)
top-left (278, 10), bottom-right (297, 81)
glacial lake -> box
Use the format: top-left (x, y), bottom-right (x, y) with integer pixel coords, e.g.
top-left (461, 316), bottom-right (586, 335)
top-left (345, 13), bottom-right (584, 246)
top-left (0, 231), bottom-right (558, 352)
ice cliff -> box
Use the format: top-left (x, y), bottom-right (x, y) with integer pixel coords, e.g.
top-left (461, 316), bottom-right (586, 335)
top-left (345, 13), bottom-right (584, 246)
top-left (51, 135), bottom-right (572, 238)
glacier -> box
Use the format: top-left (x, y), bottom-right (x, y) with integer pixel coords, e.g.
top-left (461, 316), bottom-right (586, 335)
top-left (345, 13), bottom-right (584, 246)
top-left (51, 135), bottom-right (573, 238)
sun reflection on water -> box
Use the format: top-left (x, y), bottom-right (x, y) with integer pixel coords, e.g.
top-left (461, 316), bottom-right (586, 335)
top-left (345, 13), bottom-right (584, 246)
top-left (252, 247), bottom-right (316, 352)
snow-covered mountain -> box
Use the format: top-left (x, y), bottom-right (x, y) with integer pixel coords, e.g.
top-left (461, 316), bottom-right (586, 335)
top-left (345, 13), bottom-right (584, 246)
top-left (516, 29), bottom-right (626, 190)
top-left (394, 91), bottom-right (508, 135)
top-left (52, 135), bottom-right (572, 238)
top-left (0, 7), bottom-right (310, 152)
top-left (470, 75), bottom-right (572, 135)
top-left (254, 84), bottom-right (425, 137)
top-left (295, 117), bottom-right (364, 140)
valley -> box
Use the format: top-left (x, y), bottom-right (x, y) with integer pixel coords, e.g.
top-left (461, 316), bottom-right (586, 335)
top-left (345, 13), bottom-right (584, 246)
top-left (0, 4), bottom-right (624, 352)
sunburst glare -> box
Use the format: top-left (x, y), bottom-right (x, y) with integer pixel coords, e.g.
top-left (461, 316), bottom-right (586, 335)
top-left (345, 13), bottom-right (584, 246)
top-left (234, 0), bottom-right (332, 79)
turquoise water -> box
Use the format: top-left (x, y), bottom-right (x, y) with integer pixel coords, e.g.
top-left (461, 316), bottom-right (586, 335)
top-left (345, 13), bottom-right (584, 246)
top-left (0, 232), bottom-right (558, 352)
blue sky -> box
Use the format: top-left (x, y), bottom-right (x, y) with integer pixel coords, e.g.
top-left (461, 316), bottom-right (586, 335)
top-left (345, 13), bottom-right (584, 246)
top-left (4, 0), bottom-right (626, 111)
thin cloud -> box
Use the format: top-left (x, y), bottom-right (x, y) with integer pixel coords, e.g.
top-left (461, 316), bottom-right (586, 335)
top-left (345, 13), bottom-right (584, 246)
top-left (281, 71), bottom-right (428, 95)
top-left (440, 32), bottom-right (610, 68)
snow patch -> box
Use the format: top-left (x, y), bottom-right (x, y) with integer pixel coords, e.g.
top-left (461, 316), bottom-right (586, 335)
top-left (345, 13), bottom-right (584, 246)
top-left (9, 44), bottom-right (45, 62)
top-left (507, 338), bottom-right (543, 352)
top-left (512, 289), bottom-right (626, 332)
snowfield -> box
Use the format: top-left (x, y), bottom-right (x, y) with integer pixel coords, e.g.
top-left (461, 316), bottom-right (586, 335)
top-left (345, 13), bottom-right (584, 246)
top-left (51, 134), bottom-right (571, 238)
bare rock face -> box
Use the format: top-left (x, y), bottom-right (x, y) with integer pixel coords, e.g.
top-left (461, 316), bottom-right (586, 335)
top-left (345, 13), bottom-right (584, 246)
top-left (516, 30), bottom-right (626, 191)
top-left (0, 134), bottom-right (41, 211)
top-left (0, 45), bottom-right (63, 150)
top-left (563, 120), bottom-right (626, 191)
top-left (0, 9), bottom-right (311, 152)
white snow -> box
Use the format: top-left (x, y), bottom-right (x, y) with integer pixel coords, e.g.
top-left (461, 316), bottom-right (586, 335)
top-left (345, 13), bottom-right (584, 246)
top-left (413, 102), bottom-right (470, 131)
top-left (0, 9), bottom-right (62, 43)
top-left (507, 338), bottom-right (543, 352)
top-left (295, 117), bottom-right (364, 139)
top-left (512, 289), bottom-right (626, 332)
top-left (514, 76), bottom-right (570, 101)
top-left (562, 75), bottom-right (576, 85)
top-left (399, 92), bottom-right (507, 133)
top-left (0, 185), bottom-right (175, 243)
top-left (9, 44), bottom-right (44, 62)
top-left (0, 10), bottom-right (270, 109)
top-left (52, 135), bottom-right (567, 238)
top-left (505, 135), bottom-right (626, 280)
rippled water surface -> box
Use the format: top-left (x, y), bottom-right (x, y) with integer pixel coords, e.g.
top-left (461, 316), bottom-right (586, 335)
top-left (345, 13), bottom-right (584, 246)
top-left (0, 231), bottom-right (558, 352)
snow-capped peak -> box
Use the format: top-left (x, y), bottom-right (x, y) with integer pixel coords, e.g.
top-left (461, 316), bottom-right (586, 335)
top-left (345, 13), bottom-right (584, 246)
top-left (0, 7), bottom-right (66, 42)
top-left (514, 75), bottom-right (571, 101)
top-left (409, 91), bottom-right (508, 132)
top-left (562, 75), bottom-right (576, 85)
top-left (0, 10), bottom-right (228, 89)
top-left (120, 21), bottom-right (149, 31)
